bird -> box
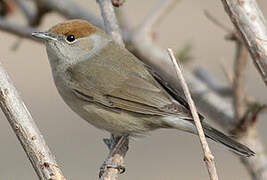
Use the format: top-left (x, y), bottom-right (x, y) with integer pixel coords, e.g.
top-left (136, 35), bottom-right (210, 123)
top-left (32, 19), bottom-right (254, 157)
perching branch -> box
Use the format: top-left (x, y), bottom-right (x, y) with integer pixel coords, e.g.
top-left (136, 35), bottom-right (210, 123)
top-left (168, 49), bottom-right (219, 180)
top-left (0, 63), bottom-right (65, 180)
top-left (221, 0), bottom-right (267, 86)
top-left (1, 0), bottom-right (267, 179)
top-left (97, 0), bottom-right (128, 180)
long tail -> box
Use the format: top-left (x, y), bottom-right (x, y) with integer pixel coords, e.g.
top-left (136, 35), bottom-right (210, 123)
top-left (201, 122), bottom-right (255, 157)
top-left (165, 117), bottom-right (255, 157)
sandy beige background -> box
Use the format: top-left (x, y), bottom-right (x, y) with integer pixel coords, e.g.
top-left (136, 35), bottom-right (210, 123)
top-left (1, 0), bottom-right (267, 179)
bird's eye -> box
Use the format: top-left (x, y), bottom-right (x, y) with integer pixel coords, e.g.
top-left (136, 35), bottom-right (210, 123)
top-left (66, 34), bottom-right (76, 43)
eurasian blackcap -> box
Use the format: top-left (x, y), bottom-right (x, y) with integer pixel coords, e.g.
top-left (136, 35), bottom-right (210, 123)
top-left (32, 19), bottom-right (254, 157)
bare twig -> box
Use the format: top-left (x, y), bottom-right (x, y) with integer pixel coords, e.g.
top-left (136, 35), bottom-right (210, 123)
top-left (97, 0), bottom-right (128, 179)
top-left (137, 0), bottom-right (178, 35)
top-left (233, 40), bottom-right (249, 120)
top-left (194, 67), bottom-right (232, 96)
top-left (0, 63), bottom-right (65, 180)
top-left (204, 10), bottom-right (232, 33)
top-left (15, 0), bottom-right (49, 27)
top-left (227, 20), bottom-right (267, 179)
top-left (97, 0), bottom-right (124, 47)
top-left (0, 19), bottom-right (39, 41)
top-left (221, 0), bottom-right (267, 85)
top-left (126, 0), bottom-right (236, 130)
top-left (239, 128), bottom-right (267, 180)
top-left (15, 0), bottom-right (35, 24)
top-left (219, 59), bottom-right (234, 85)
top-left (168, 49), bottom-right (219, 180)
top-left (122, 2), bottom-right (267, 178)
top-left (32, 0), bottom-right (103, 28)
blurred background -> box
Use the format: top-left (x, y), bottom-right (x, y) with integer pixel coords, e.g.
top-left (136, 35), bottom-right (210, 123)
top-left (0, 0), bottom-right (266, 179)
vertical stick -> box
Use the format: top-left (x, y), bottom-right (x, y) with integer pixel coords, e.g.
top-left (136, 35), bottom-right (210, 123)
top-left (167, 49), bottom-right (219, 180)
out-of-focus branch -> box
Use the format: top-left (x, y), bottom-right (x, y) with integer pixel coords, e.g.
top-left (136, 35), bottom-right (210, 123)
top-left (194, 67), bottom-right (232, 96)
top-left (97, 1), bottom-right (128, 180)
top-left (0, 63), bottom-right (65, 180)
top-left (221, 0), bottom-right (267, 86)
top-left (204, 10), bottom-right (232, 33)
top-left (239, 128), bottom-right (267, 180)
top-left (15, 0), bottom-right (35, 24)
top-left (0, 19), bottom-right (39, 41)
top-left (32, 0), bottom-right (103, 28)
top-left (220, 59), bottom-right (234, 85)
top-left (15, 0), bottom-right (48, 27)
top-left (137, 0), bottom-right (179, 35)
top-left (124, 0), bottom-right (236, 131)
top-left (122, 2), bottom-right (267, 180)
top-left (168, 49), bottom-right (219, 180)
top-left (233, 40), bottom-right (249, 120)
top-left (97, 0), bottom-right (124, 47)
top-left (229, 30), bottom-right (266, 180)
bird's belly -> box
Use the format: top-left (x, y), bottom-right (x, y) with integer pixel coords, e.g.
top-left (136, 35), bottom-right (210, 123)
top-left (72, 101), bottom-right (155, 136)
top-left (58, 90), bottom-right (154, 136)
top-left (54, 78), bottom-right (159, 136)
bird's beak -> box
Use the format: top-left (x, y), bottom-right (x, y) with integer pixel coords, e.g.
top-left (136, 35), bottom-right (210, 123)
top-left (32, 32), bottom-right (57, 41)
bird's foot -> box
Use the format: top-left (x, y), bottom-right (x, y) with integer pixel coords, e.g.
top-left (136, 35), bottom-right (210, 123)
top-left (99, 158), bottom-right (126, 178)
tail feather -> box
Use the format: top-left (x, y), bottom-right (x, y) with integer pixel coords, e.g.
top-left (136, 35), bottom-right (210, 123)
top-left (164, 116), bottom-right (255, 157)
top-left (202, 123), bottom-right (255, 157)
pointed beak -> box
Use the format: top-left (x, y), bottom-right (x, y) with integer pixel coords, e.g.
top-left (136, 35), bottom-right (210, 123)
top-left (31, 32), bottom-right (57, 41)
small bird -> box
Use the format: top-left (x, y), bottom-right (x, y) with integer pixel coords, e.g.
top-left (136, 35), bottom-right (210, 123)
top-left (32, 19), bottom-right (254, 157)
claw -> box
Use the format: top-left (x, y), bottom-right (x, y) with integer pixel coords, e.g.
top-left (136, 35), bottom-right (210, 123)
top-left (99, 160), bottom-right (126, 178)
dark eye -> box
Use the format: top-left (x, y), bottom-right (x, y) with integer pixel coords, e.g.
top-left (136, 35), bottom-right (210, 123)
top-left (66, 34), bottom-right (76, 42)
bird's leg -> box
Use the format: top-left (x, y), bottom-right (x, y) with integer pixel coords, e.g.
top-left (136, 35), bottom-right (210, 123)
top-left (99, 134), bottom-right (129, 177)
top-left (110, 134), bottom-right (129, 156)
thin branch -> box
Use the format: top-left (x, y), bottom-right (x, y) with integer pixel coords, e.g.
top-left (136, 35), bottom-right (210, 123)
top-left (97, 0), bottom-right (124, 47)
top-left (0, 63), bottom-right (65, 180)
top-left (221, 0), bottom-right (267, 86)
top-left (137, 0), bottom-right (178, 35)
top-left (194, 67), bottom-right (232, 96)
top-left (97, 0), bottom-right (128, 179)
top-left (168, 49), bottom-right (219, 180)
top-left (204, 10), bottom-right (232, 33)
top-left (239, 129), bottom-right (267, 180)
top-left (0, 19), bottom-right (39, 41)
top-left (32, 0), bottom-right (103, 29)
top-left (127, 0), bottom-right (236, 130)
top-left (233, 40), bottom-right (249, 120)
top-left (15, 0), bottom-right (35, 24)
top-left (122, 2), bottom-right (267, 179)
top-left (219, 58), bottom-right (234, 85)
